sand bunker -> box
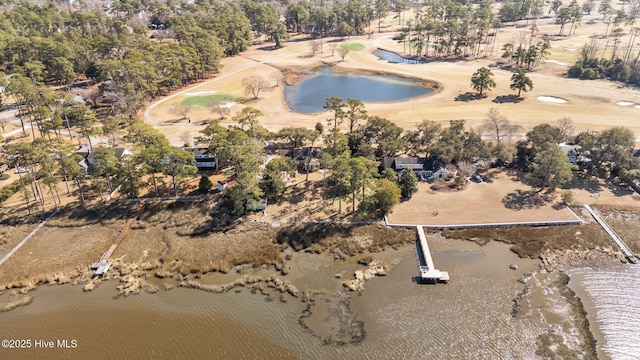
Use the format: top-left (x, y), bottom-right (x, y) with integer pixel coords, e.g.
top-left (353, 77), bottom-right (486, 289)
top-left (185, 91), bottom-right (217, 96)
top-left (537, 96), bottom-right (568, 104)
top-left (545, 60), bottom-right (568, 66)
top-left (617, 101), bottom-right (634, 106)
top-left (222, 101), bottom-right (237, 109)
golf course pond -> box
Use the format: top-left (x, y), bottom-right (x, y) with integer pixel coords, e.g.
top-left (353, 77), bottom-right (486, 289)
top-left (284, 66), bottom-right (436, 113)
top-left (373, 48), bottom-right (426, 64)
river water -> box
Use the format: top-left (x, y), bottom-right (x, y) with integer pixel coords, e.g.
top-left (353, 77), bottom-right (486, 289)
top-left (1, 238), bottom-right (637, 359)
top-left (569, 265), bottom-right (640, 360)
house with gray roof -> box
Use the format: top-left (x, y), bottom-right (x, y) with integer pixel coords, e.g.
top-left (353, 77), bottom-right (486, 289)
top-left (382, 157), bottom-right (449, 179)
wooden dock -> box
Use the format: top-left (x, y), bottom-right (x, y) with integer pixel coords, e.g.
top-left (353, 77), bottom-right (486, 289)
top-left (91, 217), bottom-right (136, 277)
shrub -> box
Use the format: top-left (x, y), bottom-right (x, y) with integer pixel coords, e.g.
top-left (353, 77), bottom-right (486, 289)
top-left (0, 179), bottom-right (23, 204)
top-left (560, 190), bottom-right (574, 206)
top-left (199, 175), bottom-right (213, 193)
top-left (430, 178), bottom-right (446, 191)
top-left (568, 63), bottom-right (583, 78)
top-left (581, 68), bottom-right (599, 80)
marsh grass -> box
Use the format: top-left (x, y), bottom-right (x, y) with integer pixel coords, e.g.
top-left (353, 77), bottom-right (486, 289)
top-left (442, 221), bottom-right (610, 259)
top-left (593, 205), bottom-right (640, 253)
top-left (276, 224), bottom-right (415, 256)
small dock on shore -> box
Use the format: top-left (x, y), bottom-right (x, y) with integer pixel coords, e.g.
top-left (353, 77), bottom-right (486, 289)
top-left (584, 205), bottom-right (638, 264)
top-left (91, 217), bottom-right (136, 277)
top-left (416, 226), bottom-right (449, 284)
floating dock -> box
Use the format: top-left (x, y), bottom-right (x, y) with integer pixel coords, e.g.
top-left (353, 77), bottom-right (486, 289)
top-left (416, 226), bottom-right (449, 284)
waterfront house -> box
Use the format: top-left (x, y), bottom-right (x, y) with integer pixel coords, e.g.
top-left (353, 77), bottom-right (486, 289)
top-left (382, 157), bottom-right (449, 179)
top-left (183, 147), bottom-right (216, 169)
top-left (277, 147), bottom-right (322, 171)
top-left (559, 142), bottom-right (591, 168)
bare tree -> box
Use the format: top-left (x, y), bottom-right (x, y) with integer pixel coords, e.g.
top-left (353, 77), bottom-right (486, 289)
top-left (504, 124), bottom-right (521, 145)
top-left (210, 101), bottom-right (230, 119)
top-left (483, 108), bottom-right (509, 144)
top-left (309, 40), bottom-right (322, 56)
top-left (329, 43), bottom-right (338, 56)
top-left (337, 47), bottom-right (350, 61)
top-left (0, 117), bottom-right (10, 132)
top-left (180, 131), bottom-right (191, 147)
top-left (87, 89), bottom-right (100, 107)
top-left (171, 105), bottom-right (191, 120)
top-left (457, 161), bottom-right (477, 177)
top-left (270, 72), bottom-right (283, 87)
top-left (557, 117), bottom-right (575, 142)
top-left (242, 75), bottom-right (271, 99)
top-left (445, 163), bottom-right (458, 177)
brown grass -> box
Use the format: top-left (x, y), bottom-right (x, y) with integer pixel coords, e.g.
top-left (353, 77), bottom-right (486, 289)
top-left (276, 223), bottom-right (416, 256)
top-left (387, 170), bottom-right (579, 226)
top-left (592, 205), bottom-right (640, 253)
top-left (442, 218), bottom-right (610, 259)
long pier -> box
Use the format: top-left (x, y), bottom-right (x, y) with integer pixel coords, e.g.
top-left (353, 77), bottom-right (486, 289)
top-left (584, 205), bottom-right (638, 264)
top-left (416, 226), bottom-right (449, 283)
top-left (91, 217), bottom-right (136, 276)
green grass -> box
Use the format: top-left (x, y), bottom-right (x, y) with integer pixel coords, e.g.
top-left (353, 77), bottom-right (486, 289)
top-left (340, 43), bottom-right (365, 51)
top-left (181, 94), bottom-right (235, 107)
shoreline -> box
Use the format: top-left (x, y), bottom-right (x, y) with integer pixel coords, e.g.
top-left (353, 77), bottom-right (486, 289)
top-left (0, 225), bottom-right (616, 359)
top-left (1, 199), bottom-right (637, 358)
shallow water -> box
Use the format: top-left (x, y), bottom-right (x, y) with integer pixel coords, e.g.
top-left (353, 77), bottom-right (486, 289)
top-left (284, 66), bottom-right (434, 113)
top-left (569, 265), bottom-right (640, 360)
top-left (0, 238), bottom-right (562, 359)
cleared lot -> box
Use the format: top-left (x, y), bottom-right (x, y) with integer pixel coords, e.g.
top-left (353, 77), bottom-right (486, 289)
top-left (386, 170), bottom-right (580, 226)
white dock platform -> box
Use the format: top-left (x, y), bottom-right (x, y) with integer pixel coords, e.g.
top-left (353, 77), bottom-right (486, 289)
top-left (90, 260), bottom-right (111, 276)
top-left (417, 226), bottom-right (449, 283)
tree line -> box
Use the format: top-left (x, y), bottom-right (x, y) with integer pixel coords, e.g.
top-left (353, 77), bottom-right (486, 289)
top-left (0, 0), bottom-right (254, 119)
top-left (2, 95), bottom-right (639, 217)
top-left (567, 0), bottom-right (640, 86)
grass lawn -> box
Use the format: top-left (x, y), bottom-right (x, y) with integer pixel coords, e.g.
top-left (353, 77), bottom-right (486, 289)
top-left (181, 94), bottom-right (236, 107)
top-left (340, 43), bottom-right (365, 51)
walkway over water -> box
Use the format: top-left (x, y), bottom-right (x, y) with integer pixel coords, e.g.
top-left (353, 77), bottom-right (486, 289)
top-left (416, 226), bottom-right (449, 283)
top-left (584, 205), bottom-right (638, 264)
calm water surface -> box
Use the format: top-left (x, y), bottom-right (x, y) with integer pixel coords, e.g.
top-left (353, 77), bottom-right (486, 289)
top-left (284, 66), bottom-right (434, 113)
top-left (372, 49), bottom-right (426, 64)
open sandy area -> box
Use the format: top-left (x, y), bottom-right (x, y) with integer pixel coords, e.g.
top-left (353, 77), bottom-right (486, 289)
top-left (387, 170), bottom-right (582, 226)
top-left (147, 10), bottom-right (640, 144)
top-left (387, 167), bottom-right (640, 226)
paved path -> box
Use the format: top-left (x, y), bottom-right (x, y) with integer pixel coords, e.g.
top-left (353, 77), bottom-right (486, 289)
top-left (0, 211), bottom-right (57, 267)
